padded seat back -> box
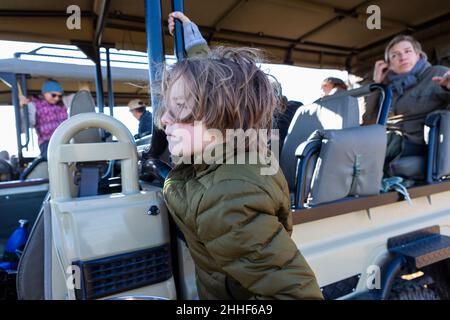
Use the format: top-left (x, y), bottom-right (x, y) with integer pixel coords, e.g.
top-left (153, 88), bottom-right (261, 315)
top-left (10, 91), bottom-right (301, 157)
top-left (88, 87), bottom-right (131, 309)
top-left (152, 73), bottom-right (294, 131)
top-left (426, 110), bottom-right (450, 182)
top-left (296, 125), bottom-right (386, 207)
top-left (281, 94), bottom-right (360, 190)
top-left (16, 193), bottom-right (50, 300)
top-left (389, 156), bottom-right (425, 181)
top-left (69, 90), bottom-right (101, 144)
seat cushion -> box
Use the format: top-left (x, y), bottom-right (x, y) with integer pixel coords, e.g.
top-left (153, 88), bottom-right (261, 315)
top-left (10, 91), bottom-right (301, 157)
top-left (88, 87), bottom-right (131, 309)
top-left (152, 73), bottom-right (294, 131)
top-left (280, 95), bottom-right (360, 190)
top-left (16, 197), bottom-right (48, 300)
top-left (69, 90), bottom-right (102, 144)
top-left (435, 112), bottom-right (450, 179)
top-left (389, 156), bottom-right (425, 180)
top-left (308, 125), bottom-right (386, 206)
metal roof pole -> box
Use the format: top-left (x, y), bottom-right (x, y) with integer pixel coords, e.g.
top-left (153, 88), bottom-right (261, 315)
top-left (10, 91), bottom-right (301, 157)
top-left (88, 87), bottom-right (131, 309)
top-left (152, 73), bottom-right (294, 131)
top-left (89, 0), bottom-right (111, 114)
top-left (171, 0), bottom-right (186, 60)
top-left (11, 76), bottom-right (23, 166)
top-left (145, 0), bottom-right (164, 112)
top-left (144, 0), bottom-right (168, 158)
top-left (75, 43), bottom-right (105, 113)
top-left (94, 0), bottom-right (111, 48)
top-left (105, 47), bottom-right (114, 116)
top-left (19, 74), bottom-right (30, 150)
top-left (94, 48), bottom-right (105, 113)
top-left (0, 72), bottom-right (24, 167)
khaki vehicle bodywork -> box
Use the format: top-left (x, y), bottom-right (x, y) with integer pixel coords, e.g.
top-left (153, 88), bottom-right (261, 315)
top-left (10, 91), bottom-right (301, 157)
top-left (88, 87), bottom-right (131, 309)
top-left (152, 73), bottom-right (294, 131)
top-left (46, 113), bottom-right (176, 299)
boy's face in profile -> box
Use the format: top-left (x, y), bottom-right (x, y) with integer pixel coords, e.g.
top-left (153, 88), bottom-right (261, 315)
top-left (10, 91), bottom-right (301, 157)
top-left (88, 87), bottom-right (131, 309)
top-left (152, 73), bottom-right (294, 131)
top-left (161, 77), bottom-right (209, 157)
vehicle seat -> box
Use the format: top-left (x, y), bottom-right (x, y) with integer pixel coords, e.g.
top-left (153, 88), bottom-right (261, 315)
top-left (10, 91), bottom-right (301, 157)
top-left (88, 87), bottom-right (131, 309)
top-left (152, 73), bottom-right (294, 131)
top-left (388, 156), bottom-right (425, 181)
top-left (16, 193), bottom-right (50, 300)
top-left (294, 125), bottom-right (386, 208)
top-left (281, 94), bottom-right (360, 191)
top-left (16, 93), bottom-right (105, 299)
top-left (0, 159), bottom-right (13, 182)
top-left (425, 110), bottom-right (450, 183)
top-left (69, 90), bottom-right (107, 197)
top-left (388, 110), bottom-right (450, 183)
top-left (69, 90), bottom-right (102, 144)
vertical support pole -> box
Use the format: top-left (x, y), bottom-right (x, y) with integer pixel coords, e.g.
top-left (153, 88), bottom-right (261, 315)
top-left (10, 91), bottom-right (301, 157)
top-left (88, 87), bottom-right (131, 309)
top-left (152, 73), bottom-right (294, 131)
top-left (145, 0), bottom-right (165, 116)
top-left (0, 72), bottom-right (24, 167)
top-left (372, 84), bottom-right (392, 126)
top-left (20, 74), bottom-right (28, 96)
top-left (171, 0), bottom-right (186, 60)
top-left (143, 0), bottom-right (168, 159)
top-left (95, 47), bottom-right (105, 113)
top-left (105, 47), bottom-right (114, 117)
top-left (20, 74), bottom-right (30, 150)
top-left (12, 76), bottom-right (23, 166)
top-left (427, 125), bottom-right (437, 184)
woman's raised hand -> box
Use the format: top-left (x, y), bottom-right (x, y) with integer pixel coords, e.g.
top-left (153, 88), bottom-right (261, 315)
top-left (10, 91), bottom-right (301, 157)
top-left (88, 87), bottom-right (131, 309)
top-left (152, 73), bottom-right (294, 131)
top-left (373, 60), bottom-right (390, 83)
top-left (432, 71), bottom-right (450, 90)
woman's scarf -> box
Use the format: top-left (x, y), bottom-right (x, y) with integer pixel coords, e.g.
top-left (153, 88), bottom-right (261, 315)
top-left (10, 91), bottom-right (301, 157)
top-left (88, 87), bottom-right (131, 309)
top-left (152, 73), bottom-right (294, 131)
top-left (387, 57), bottom-right (431, 96)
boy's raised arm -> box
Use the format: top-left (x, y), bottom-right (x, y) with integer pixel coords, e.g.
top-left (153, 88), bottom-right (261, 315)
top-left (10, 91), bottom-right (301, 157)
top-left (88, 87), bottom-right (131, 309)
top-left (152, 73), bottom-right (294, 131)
top-left (169, 11), bottom-right (210, 58)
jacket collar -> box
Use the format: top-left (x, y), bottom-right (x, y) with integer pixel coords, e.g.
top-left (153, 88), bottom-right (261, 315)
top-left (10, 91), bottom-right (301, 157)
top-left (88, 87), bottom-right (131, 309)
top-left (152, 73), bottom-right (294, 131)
top-left (170, 142), bottom-right (273, 179)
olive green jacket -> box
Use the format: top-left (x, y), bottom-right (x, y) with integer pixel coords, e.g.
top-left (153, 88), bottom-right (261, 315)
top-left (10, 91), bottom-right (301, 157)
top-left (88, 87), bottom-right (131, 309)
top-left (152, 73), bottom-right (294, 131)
top-left (163, 159), bottom-right (323, 300)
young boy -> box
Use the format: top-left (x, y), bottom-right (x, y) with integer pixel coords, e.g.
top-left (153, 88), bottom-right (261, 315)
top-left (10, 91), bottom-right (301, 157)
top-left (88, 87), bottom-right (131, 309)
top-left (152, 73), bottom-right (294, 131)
top-left (159, 30), bottom-right (322, 299)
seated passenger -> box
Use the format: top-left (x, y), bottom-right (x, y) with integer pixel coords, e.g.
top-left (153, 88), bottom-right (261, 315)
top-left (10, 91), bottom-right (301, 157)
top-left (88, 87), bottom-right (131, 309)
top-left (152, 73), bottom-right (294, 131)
top-left (320, 77), bottom-right (348, 97)
top-left (0, 150), bottom-right (12, 181)
top-left (273, 97), bottom-right (303, 151)
top-left (0, 150), bottom-right (9, 161)
top-left (363, 35), bottom-right (450, 176)
top-left (164, 13), bottom-right (322, 300)
top-left (19, 79), bottom-right (68, 159)
top-left (128, 99), bottom-right (153, 139)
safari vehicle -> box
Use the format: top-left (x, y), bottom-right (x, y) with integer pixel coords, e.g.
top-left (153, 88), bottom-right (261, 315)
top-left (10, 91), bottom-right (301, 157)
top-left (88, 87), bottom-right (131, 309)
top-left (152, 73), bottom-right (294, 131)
top-left (1, 0), bottom-right (450, 300)
top-left (0, 46), bottom-right (152, 245)
top-left (0, 44), bottom-right (153, 293)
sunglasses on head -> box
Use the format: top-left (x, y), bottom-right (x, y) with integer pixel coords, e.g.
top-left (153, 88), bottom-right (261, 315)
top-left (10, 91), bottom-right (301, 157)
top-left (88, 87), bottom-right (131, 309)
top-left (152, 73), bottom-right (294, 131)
top-left (50, 93), bottom-right (62, 99)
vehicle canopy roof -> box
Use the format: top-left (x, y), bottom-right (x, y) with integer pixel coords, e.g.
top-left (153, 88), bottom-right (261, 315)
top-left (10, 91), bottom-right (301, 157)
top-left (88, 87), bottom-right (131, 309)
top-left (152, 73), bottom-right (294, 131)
top-left (0, 47), bottom-right (150, 106)
top-left (0, 0), bottom-right (449, 79)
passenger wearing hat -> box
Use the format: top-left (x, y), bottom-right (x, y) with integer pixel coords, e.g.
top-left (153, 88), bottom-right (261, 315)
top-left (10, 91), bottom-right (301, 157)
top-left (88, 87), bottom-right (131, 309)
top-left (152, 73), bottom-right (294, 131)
top-left (128, 99), bottom-right (153, 139)
top-left (19, 79), bottom-right (68, 159)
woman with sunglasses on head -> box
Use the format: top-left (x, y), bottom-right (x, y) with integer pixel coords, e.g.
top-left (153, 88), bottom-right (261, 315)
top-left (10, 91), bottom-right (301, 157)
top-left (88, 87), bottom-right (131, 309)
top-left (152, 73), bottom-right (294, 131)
top-left (19, 79), bottom-right (68, 159)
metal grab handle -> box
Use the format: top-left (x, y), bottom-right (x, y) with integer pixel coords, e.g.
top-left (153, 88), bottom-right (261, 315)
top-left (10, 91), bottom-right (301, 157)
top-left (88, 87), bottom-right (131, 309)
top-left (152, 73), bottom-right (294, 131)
top-left (22, 105), bottom-right (31, 150)
top-left (48, 113), bottom-right (139, 200)
top-left (171, 0), bottom-right (186, 60)
top-left (19, 74), bottom-right (31, 151)
top-left (343, 83), bottom-right (392, 126)
top-left (369, 83), bottom-right (392, 126)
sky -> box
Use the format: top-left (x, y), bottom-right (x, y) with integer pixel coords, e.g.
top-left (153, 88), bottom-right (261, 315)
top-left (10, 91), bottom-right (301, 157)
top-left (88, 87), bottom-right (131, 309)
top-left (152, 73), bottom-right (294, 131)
top-left (0, 40), bottom-right (348, 157)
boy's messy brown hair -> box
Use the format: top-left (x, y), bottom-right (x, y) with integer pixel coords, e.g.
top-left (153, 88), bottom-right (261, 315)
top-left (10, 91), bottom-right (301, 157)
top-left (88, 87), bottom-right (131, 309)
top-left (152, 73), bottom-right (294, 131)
top-left (157, 46), bottom-right (278, 133)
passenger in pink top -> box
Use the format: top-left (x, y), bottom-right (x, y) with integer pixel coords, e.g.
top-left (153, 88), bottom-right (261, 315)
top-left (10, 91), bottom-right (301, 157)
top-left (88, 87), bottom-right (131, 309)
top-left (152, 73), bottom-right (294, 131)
top-left (19, 79), bottom-right (68, 159)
